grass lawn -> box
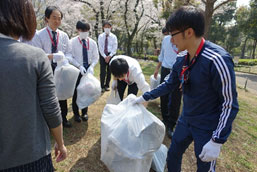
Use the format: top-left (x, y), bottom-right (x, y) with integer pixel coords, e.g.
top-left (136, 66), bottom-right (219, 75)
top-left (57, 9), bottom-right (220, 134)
top-left (51, 60), bottom-right (257, 172)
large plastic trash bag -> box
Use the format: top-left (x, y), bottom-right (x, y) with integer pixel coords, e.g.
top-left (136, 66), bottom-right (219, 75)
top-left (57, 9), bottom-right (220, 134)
top-left (101, 94), bottom-right (165, 172)
top-left (106, 89), bottom-right (121, 105)
top-left (54, 58), bottom-right (80, 100)
top-left (150, 74), bottom-right (161, 90)
top-left (151, 144), bottom-right (168, 172)
top-left (76, 73), bottom-right (101, 109)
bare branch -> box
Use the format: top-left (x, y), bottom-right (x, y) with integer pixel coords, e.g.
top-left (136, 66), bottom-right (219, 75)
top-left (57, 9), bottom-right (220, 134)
top-left (214, 0), bottom-right (235, 12)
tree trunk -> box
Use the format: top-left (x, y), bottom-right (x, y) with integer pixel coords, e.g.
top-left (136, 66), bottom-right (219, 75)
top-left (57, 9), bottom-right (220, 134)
top-left (204, 1), bottom-right (215, 38)
top-left (127, 38), bottom-right (132, 56)
top-left (241, 37), bottom-right (248, 59)
top-left (252, 39), bottom-right (257, 59)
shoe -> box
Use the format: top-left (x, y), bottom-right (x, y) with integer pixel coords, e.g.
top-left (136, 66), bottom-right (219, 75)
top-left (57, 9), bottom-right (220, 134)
top-left (63, 121), bottom-right (72, 128)
top-left (81, 114), bottom-right (88, 121)
top-left (101, 88), bottom-right (105, 93)
top-left (74, 115), bottom-right (82, 123)
top-left (167, 127), bottom-right (174, 139)
top-left (104, 86), bottom-right (110, 91)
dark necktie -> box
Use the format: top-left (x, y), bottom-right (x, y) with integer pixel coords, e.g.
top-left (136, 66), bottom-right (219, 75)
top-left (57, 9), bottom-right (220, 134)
top-left (82, 39), bottom-right (89, 69)
top-left (51, 31), bottom-right (57, 53)
top-left (104, 34), bottom-right (108, 56)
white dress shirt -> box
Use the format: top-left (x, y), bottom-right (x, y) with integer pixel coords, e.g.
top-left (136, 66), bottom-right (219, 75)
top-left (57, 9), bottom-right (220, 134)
top-left (158, 35), bottom-right (178, 69)
top-left (34, 26), bottom-right (70, 59)
top-left (98, 32), bottom-right (118, 58)
top-left (66, 36), bottom-right (99, 68)
top-left (19, 30), bottom-right (40, 47)
top-left (110, 55), bottom-right (150, 93)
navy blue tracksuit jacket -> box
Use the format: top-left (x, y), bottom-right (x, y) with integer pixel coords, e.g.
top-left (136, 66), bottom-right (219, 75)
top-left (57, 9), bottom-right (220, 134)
top-left (143, 40), bottom-right (239, 144)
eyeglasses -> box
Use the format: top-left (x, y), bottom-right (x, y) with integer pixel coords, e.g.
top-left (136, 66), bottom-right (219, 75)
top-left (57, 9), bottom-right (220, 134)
top-left (171, 31), bottom-right (183, 37)
top-left (170, 28), bottom-right (189, 37)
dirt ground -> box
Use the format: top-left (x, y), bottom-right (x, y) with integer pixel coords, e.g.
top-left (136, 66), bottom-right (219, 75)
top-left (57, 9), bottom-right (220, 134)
top-left (51, 86), bottom-right (257, 172)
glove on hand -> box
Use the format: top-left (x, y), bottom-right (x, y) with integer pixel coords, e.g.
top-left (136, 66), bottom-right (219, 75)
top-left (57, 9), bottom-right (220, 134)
top-left (53, 51), bottom-right (64, 62)
top-left (87, 66), bottom-right (94, 75)
top-left (199, 139), bottom-right (222, 162)
top-left (130, 96), bottom-right (146, 104)
top-left (80, 66), bottom-right (87, 75)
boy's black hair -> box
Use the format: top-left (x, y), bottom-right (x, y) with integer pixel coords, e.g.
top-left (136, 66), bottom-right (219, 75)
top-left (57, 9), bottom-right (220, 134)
top-left (110, 58), bottom-right (129, 78)
top-left (162, 27), bottom-right (168, 34)
top-left (102, 20), bottom-right (112, 27)
top-left (76, 20), bottom-right (90, 31)
top-left (45, 6), bottom-right (63, 19)
top-left (166, 6), bottom-right (205, 37)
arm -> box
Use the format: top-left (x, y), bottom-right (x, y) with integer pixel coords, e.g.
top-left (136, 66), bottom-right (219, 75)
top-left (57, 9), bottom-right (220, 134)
top-left (211, 55), bottom-right (239, 144)
top-left (98, 35), bottom-right (107, 58)
top-left (109, 34), bottom-right (118, 57)
top-left (66, 39), bottom-right (80, 68)
top-left (134, 72), bottom-right (150, 93)
top-left (37, 51), bottom-right (67, 162)
top-left (51, 125), bottom-right (67, 162)
top-left (143, 67), bottom-right (180, 101)
top-left (154, 62), bottom-right (162, 79)
top-left (90, 41), bottom-right (99, 68)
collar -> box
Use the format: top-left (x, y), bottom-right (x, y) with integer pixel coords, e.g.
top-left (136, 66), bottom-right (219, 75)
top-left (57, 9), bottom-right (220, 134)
top-left (0, 33), bottom-right (16, 40)
top-left (47, 26), bottom-right (58, 33)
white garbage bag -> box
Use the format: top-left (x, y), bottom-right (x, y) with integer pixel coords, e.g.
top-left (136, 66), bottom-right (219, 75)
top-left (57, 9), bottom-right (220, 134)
top-left (54, 58), bottom-right (80, 100)
top-left (151, 144), bottom-right (168, 172)
top-left (101, 94), bottom-right (165, 172)
top-left (76, 73), bottom-right (101, 109)
top-left (150, 74), bottom-right (161, 90)
top-left (106, 89), bottom-right (121, 105)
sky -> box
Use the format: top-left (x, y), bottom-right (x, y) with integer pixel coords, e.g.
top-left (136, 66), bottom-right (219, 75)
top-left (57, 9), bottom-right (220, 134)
top-left (236, 0), bottom-right (250, 8)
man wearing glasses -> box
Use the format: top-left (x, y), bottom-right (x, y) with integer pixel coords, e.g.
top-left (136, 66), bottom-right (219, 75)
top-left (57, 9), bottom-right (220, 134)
top-left (132, 6), bottom-right (239, 172)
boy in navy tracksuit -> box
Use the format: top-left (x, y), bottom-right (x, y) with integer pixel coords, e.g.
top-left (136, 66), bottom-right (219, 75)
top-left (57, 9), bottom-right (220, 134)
top-left (132, 6), bottom-right (239, 172)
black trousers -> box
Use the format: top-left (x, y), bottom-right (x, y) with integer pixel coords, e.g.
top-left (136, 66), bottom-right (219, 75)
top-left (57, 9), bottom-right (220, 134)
top-left (72, 73), bottom-right (88, 116)
top-left (52, 63), bottom-right (68, 121)
top-left (160, 66), bottom-right (182, 130)
top-left (117, 80), bottom-right (138, 101)
top-left (100, 54), bottom-right (111, 89)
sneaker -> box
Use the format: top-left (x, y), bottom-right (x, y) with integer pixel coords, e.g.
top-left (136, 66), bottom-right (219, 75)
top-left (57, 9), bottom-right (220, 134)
top-left (81, 114), bottom-right (88, 121)
top-left (63, 121), bottom-right (72, 128)
top-left (104, 86), bottom-right (110, 91)
top-left (74, 115), bottom-right (82, 123)
top-left (167, 127), bottom-right (174, 139)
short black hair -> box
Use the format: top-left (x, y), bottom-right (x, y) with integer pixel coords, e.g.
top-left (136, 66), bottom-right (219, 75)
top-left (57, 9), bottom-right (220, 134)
top-left (166, 6), bottom-right (205, 37)
top-left (45, 6), bottom-right (63, 19)
top-left (102, 20), bottom-right (112, 27)
top-left (110, 58), bottom-right (129, 78)
top-left (0, 0), bottom-right (36, 40)
top-left (162, 27), bottom-right (168, 34)
top-left (76, 20), bottom-right (90, 31)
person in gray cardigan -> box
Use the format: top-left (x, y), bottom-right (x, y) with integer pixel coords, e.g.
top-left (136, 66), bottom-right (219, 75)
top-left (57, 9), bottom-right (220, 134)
top-left (0, 0), bottom-right (67, 171)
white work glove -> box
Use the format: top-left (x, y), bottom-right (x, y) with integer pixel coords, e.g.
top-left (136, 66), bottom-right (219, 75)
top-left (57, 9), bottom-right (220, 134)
top-left (199, 139), bottom-right (222, 162)
top-left (130, 96), bottom-right (146, 104)
top-left (87, 66), bottom-right (94, 75)
top-left (53, 51), bottom-right (64, 62)
top-left (79, 66), bottom-right (87, 75)
top-left (111, 80), bottom-right (117, 90)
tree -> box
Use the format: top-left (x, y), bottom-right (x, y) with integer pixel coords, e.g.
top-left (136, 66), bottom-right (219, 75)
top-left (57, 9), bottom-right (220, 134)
top-left (201, 0), bottom-right (236, 38)
top-left (248, 0), bottom-right (257, 58)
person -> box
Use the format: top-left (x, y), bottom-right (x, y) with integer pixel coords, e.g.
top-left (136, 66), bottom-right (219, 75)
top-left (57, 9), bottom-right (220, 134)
top-left (98, 20), bottom-right (118, 93)
top-left (132, 6), bottom-right (239, 171)
top-left (153, 27), bottom-right (182, 138)
top-left (66, 20), bottom-right (99, 123)
top-left (109, 55), bottom-right (150, 100)
top-left (19, 30), bottom-right (40, 47)
top-left (0, 0), bottom-right (67, 171)
top-left (34, 6), bottom-right (71, 128)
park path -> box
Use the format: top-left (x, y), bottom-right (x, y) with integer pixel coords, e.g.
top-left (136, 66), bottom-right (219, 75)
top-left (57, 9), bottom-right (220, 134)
top-left (236, 71), bottom-right (257, 94)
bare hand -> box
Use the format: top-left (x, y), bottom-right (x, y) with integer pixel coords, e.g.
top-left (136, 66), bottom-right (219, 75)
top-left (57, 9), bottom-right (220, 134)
top-left (54, 142), bottom-right (67, 163)
top-left (48, 54), bottom-right (54, 60)
top-left (154, 69), bottom-right (159, 79)
top-left (105, 56), bottom-right (111, 63)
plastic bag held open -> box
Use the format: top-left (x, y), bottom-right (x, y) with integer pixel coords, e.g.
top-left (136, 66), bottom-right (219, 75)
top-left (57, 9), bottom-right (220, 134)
top-left (150, 74), bottom-right (161, 90)
top-left (76, 73), bottom-right (101, 109)
top-left (54, 58), bottom-right (80, 100)
top-left (101, 94), bottom-right (165, 172)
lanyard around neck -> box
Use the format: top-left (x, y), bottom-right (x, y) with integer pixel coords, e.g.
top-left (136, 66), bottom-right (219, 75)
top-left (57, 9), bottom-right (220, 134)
top-left (78, 37), bottom-right (90, 50)
top-left (46, 28), bottom-right (59, 48)
top-left (180, 38), bottom-right (205, 78)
